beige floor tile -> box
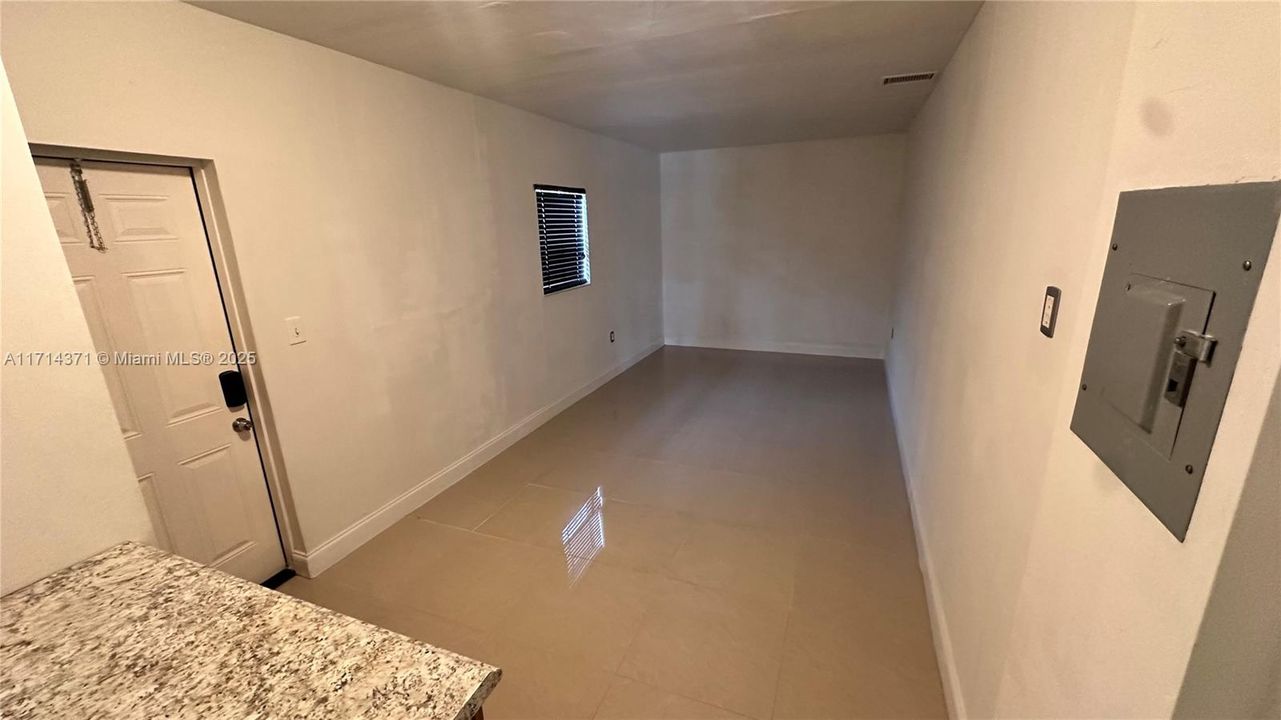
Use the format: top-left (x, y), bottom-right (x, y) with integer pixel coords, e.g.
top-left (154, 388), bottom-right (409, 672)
top-left (537, 404), bottom-right (682, 457)
top-left (476, 483), bottom-right (592, 546)
top-left (660, 414), bottom-right (819, 480)
top-left (478, 483), bottom-right (697, 574)
top-left (279, 576), bottom-right (488, 659)
top-left (609, 461), bottom-right (799, 533)
top-left (690, 471), bottom-right (802, 533)
top-left (603, 458), bottom-right (705, 512)
top-left (787, 466), bottom-right (919, 551)
top-left (791, 536), bottom-right (929, 623)
top-left (773, 611), bottom-right (946, 719)
top-left (588, 499), bottom-right (697, 574)
top-left (411, 473), bottom-right (525, 530)
top-left (279, 574), bottom-right (374, 615)
top-left (412, 437), bottom-right (559, 529)
top-left (667, 522), bottom-right (799, 609)
top-left (595, 677), bottom-right (748, 719)
top-left (490, 559), bottom-right (672, 672)
top-left (471, 635), bottom-right (615, 719)
top-left (533, 447), bottom-right (638, 493)
top-left (322, 518), bottom-right (561, 631)
top-left (636, 422), bottom-right (747, 474)
top-left (618, 581), bottom-right (789, 720)
top-left (294, 348), bottom-right (941, 720)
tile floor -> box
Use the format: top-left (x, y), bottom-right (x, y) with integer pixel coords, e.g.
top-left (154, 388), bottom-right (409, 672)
top-left (282, 347), bottom-right (946, 719)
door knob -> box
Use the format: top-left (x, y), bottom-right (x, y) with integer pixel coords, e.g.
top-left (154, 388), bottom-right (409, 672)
top-left (232, 417), bottom-right (254, 432)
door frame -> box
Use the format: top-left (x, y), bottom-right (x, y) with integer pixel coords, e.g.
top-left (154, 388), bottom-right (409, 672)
top-left (31, 143), bottom-right (302, 574)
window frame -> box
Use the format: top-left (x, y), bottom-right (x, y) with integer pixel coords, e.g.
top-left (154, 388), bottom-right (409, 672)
top-left (534, 183), bottom-right (592, 296)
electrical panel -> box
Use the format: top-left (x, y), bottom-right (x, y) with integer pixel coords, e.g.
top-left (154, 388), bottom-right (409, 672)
top-left (1071, 182), bottom-right (1280, 541)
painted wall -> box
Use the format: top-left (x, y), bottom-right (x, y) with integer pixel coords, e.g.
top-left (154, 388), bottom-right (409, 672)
top-left (661, 136), bottom-right (904, 358)
top-left (0, 64), bottom-right (156, 594)
top-left (0, 2), bottom-right (662, 572)
top-left (1173, 381), bottom-right (1280, 719)
top-left (887, 2), bottom-right (1280, 718)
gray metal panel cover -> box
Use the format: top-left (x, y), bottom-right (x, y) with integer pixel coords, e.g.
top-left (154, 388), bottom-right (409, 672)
top-left (1071, 181), bottom-right (1280, 541)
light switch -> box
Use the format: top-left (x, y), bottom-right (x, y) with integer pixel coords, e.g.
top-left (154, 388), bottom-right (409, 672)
top-left (285, 316), bottom-right (306, 345)
top-left (1040, 286), bottom-right (1060, 337)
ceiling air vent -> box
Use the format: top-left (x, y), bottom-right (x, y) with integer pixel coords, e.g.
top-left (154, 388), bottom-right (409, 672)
top-left (882, 71), bottom-right (936, 86)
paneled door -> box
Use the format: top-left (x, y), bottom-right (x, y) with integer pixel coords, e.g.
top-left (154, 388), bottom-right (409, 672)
top-left (35, 158), bottom-right (285, 583)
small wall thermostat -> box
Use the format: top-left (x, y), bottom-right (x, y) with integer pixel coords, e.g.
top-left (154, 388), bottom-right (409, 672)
top-left (1040, 286), bottom-right (1061, 338)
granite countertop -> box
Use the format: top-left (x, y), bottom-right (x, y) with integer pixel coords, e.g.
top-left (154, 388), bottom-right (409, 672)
top-left (0, 542), bottom-right (500, 719)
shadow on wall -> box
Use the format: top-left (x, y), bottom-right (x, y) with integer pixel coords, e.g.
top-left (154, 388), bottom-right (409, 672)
top-left (1173, 373), bottom-right (1281, 719)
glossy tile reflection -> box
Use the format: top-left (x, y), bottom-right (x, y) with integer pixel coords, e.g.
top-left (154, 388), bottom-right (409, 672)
top-left (281, 347), bottom-right (946, 719)
top-left (563, 487), bottom-right (606, 585)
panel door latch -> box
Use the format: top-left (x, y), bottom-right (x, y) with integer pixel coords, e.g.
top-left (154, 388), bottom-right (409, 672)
top-left (1164, 330), bottom-right (1217, 407)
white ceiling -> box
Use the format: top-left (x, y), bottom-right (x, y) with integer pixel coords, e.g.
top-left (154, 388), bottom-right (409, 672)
top-left (192, 1), bottom-right (981, 151)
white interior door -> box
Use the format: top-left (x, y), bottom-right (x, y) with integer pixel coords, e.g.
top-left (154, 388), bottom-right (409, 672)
top-left (35, 158), bottom-right (285, 583)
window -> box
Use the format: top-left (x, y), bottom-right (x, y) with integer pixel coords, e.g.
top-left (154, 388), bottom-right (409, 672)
top-left (535, 184), bottom-right (591, 294)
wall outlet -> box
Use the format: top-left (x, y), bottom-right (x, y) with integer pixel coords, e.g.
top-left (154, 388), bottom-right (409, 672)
top-left (609, 330), bottom-right (616, 343)
top-left (286, 316), bottom-right (307, 345)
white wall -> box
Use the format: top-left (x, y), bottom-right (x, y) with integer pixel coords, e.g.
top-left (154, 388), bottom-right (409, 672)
top-left (0, 2), bottom-right (662, 574)
top-left (0, 64), bottom-right (156, 594)
top-left (662, 136), bottom-right (903, 358)
top-left (887, 2), bottom-right (1280, 718)
top-left (1173, 382), bottom-right (1280, 719)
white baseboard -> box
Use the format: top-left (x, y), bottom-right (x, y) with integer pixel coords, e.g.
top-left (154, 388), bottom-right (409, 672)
top-left (886, 366), bottom-right (967, 720)
top-left (663, 335), bottom-right (884, 359)
top-left (292, 340), bottom-right (665, 577)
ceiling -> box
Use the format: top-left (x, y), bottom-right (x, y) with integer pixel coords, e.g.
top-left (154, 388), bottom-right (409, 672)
top-left (192, 1), bottom-right (981, 151)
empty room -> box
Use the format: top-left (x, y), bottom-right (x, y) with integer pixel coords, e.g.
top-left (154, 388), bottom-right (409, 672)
top-left (1, 1), bottom-right (1278, 718)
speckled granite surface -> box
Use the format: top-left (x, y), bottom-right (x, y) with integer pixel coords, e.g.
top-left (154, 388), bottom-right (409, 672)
top-left (0, 542), bottom-right (500, 719)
